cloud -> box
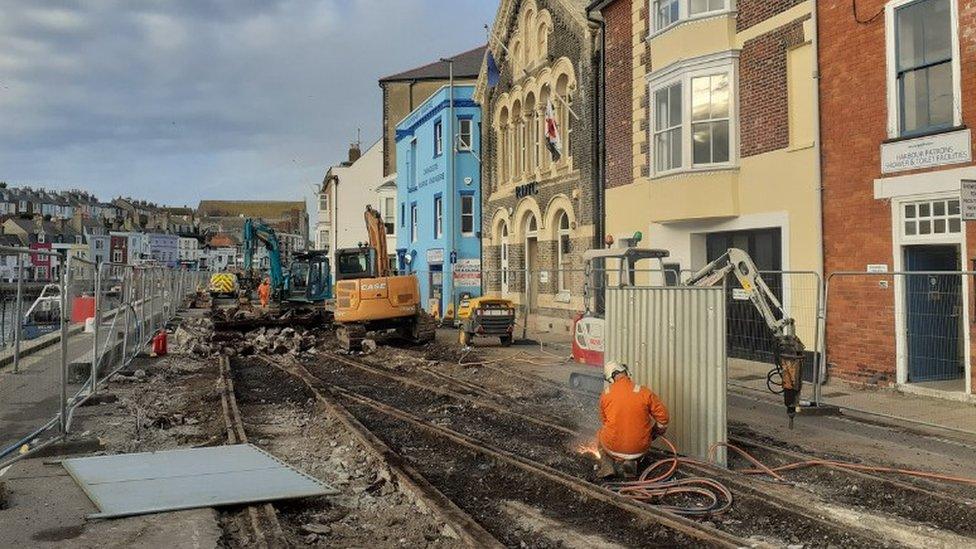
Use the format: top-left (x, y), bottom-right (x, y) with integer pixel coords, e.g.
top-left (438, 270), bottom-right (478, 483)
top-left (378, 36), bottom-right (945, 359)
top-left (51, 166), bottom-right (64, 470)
top-left (0, 0), bottom-right (495, 208)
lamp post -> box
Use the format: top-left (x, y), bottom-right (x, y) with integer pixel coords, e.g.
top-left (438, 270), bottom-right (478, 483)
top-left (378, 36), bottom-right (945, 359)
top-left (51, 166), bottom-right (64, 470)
top-left (440, 56), bottom-right (456, 316)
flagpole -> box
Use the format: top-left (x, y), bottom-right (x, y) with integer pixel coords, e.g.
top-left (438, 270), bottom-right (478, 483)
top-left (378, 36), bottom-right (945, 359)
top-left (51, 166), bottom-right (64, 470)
top-left (484, 24), bottom-right (579, 121)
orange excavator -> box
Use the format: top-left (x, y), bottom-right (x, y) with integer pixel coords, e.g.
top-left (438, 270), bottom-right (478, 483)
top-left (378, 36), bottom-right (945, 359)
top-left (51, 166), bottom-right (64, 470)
top-left (333, 205), bottom-right (437, 350)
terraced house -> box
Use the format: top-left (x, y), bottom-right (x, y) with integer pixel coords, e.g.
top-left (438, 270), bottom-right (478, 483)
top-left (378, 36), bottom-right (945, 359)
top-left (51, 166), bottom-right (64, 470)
top-left (477, 0), bottom-right (600, 333)
top-left (588, 0), bottom-right (823, 362)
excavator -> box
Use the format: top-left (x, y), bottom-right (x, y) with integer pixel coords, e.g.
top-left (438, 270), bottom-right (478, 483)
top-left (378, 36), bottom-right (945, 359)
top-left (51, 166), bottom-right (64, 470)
top-left (242, 218), bottom-right (332, 305)
top-left (571, 239), bottom-right (805, 427)
top-left (333, 205), bottom-right (436, 350)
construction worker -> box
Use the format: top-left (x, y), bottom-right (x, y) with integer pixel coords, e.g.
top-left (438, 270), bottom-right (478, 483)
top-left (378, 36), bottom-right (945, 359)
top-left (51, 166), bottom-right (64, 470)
top-left (596, 361), bottom-right (669, 478)
top-left (257, 277), bottom-right (271, 308)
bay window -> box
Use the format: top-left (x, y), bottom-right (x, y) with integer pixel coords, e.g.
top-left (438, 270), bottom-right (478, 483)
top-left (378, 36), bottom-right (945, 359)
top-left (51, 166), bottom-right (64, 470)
top-left (649, 57), bottom-right (737, 176)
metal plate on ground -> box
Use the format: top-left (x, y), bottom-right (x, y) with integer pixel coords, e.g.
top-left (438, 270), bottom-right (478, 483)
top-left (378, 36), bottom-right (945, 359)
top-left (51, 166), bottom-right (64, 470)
top-left (63, 444), bottom-right (337, 519)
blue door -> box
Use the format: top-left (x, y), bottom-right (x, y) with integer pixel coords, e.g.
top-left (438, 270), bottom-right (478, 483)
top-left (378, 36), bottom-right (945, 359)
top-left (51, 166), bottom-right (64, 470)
top-left (904, 245), bottom-right (963, 382)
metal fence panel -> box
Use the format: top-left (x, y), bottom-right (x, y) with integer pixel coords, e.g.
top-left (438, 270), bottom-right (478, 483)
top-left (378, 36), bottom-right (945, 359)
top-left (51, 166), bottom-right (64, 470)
top-left (604, 286), bottom-right (727, 465)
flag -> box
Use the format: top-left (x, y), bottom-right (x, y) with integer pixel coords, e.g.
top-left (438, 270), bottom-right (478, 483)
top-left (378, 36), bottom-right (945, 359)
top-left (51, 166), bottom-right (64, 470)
top-left (486, 50), bottom-right (500, 88)
top-left (544, 99), bottom-right (562, 162)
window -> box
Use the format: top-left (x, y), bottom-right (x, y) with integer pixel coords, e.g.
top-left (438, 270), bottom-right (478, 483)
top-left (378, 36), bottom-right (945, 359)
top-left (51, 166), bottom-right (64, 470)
top-left (458, 119), bottom-right (473, 151)
top-left (434, 120), bottom-right (443, 156)
top-left (501, 223), bottom-right (509, 293)
top-left (903, 199), bottom-right (961, 237)
top-left (654, 83), bottom-right (682, 172)
top-left (409, 139), bottom-right (418, 189)
top-left (556, 212), bottom-right (571, 292)
top-left (653, 0), bottom-right (729, 32)
top-left (411, 204), bottom-right (418, 242)
top-left (650, 58), bottom-right (736, 175)
top-left (690, 0), bottom-right (724, 14)
top-left (892, 0), bottom-right (954, 136)
top-left (691, 74), bottom-right (730, 165)
top-left (319, 230), bottom-right (329, 247)
top-left (653, 0), bottom-right (679, 30)
top-left (319, 195), bottom-right (329, 211)
top-left (461, 195), bottom-right (475, 235)
top-left (434, 196), bottom-right (443, 238)
top-left (384, 197), bottom-right (396, 235)
top-left (401, 203), bottom-right (405, 227)
top-left (112, 249), bottom-right (123, 263)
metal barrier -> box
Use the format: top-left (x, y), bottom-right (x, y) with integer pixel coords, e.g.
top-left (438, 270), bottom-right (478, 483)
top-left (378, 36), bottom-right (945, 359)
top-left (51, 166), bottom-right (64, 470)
top-left (823, 271), bottom-right (973, 396)
top-left (0, 248), bottom-right (206, 462)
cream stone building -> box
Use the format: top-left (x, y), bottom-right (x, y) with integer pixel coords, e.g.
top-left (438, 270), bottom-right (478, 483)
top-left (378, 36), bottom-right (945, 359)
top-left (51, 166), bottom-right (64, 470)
top-left (590, 0), bottom-right (822, 358)
top-left (476, 0), bottom-right (599, 334)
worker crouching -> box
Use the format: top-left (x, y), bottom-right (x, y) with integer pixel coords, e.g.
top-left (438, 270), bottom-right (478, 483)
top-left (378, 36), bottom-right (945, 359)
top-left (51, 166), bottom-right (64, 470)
top-left (597, 361), bottom-right (669, 478)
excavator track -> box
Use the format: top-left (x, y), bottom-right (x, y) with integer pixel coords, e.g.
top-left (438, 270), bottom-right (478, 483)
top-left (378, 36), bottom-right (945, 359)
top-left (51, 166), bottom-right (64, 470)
top-left (337, 323), bottom-right (368, 351)
top-left (409, 310), bottom-right (437, 344)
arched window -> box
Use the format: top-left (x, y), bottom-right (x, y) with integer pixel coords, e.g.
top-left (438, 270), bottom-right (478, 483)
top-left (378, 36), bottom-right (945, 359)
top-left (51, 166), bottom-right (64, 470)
top-left (538, 85), bottom-right (552, 170)
top-left (556, 74), bottom-right (571, 162)
top-left (512, 100), bottom-right (523, 179)
top-left (524, 93), bottom-right (537, 173)
top-left (537, 22), bottom-right (548, 61)
top-left (556, 211), bottom-right (571, 292)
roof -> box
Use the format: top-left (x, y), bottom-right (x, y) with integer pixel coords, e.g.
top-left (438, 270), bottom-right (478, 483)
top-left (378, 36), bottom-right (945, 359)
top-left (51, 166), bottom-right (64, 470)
top-left (197, 200), bottom-right (306, 219)
top-left (379, 45), bottom-right (487, 83)
top-left (0, 234), bottom-right (24, 247)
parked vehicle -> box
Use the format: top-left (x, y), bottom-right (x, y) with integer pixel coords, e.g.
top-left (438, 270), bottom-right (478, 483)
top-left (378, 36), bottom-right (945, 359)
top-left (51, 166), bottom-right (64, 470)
top-left (457, 296), bottom-right (516, 347)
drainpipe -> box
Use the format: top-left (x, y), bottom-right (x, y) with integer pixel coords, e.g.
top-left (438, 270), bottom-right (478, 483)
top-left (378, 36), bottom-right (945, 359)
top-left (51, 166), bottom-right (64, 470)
top-left (587, 3), bottom-right (607, 313)
top-left (812, 0), bottom-right (826, 405)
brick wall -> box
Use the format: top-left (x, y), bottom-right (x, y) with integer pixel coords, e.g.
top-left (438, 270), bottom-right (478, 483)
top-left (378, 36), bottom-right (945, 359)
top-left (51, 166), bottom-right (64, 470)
top-left (736, 0), bottom-right (805, 32)
top-left (604, 0), bottom-right (633, 189)
top-left (820, 0), bottom-right (976, 390)
top-left (739, 17), bottom-right (808, 158)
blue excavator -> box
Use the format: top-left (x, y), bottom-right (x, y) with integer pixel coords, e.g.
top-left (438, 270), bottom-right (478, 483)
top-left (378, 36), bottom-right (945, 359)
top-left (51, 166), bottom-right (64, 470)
top-left (242, 218), bottom-right (332, 305)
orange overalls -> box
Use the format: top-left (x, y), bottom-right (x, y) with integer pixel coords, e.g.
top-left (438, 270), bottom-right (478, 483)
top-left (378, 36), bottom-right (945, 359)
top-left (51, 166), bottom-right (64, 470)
top-left (258, 282), bottom-right (271, 308)
top-left (598, 375), bottom-right (669, 459)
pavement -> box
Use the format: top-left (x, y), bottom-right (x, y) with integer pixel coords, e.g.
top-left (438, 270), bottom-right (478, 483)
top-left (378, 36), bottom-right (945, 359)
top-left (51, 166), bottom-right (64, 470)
top-left (0, 457), bottom-right (221, 549)
top-left (0, 331), bottom-right (95, 452)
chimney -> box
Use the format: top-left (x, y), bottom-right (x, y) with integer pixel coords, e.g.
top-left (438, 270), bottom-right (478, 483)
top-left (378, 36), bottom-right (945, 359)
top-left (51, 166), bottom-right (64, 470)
top-left (348, 142), bottom-right (361, 164)
top-left (72, 208), bottom-right (83, 234)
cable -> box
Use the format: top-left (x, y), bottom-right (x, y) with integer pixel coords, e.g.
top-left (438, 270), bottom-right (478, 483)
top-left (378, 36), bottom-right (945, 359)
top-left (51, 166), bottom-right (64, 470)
top-left (603, 437), bottom-right (734, 516)
top-left (852, 0), bottom-right (884, 24)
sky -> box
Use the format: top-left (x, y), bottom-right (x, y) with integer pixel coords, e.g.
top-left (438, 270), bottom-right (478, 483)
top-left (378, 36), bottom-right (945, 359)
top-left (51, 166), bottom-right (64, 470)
top-left (0, 0), bottom-right (496, 210)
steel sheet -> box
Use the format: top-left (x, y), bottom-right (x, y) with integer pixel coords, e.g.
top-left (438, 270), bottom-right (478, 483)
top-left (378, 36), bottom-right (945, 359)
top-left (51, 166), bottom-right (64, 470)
top-left (62, 443), bottom-right (337, 519)
top-left (605, 287), bottom-right (727, 465)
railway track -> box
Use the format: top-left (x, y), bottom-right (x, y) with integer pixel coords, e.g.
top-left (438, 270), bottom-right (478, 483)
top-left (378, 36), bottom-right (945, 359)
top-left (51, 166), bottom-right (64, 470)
top-left (303, 348), bottom-right (976, 547)
top-left (267, 355), bottom-right (754, 548)
top-left (216, 355), bottom-right (286, 548)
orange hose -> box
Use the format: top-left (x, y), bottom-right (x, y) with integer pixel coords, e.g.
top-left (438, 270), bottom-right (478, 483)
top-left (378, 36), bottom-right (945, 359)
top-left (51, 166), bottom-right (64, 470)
top-left (717, 441), bottom-right (976, 488)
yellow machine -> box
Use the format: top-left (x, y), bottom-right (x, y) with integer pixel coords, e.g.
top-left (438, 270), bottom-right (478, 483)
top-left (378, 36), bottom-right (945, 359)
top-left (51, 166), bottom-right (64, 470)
top-left (457, 296), bottom-right (516, 347)
top-left (208, 272), bottom-right (239, 297)
top-left (333, 206), bottom-right (436, 350)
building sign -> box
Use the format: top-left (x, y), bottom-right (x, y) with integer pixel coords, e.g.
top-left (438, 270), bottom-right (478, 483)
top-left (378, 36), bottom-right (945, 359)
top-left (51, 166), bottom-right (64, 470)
top-left (961, 180), bottom-right (976, 221)
top-left (426, 248), bottom-right (444, 264)
top-left (866, 264), bottom-right (888, 273)
top-left (881, 128), bottom-right (972, 174)
top-left (453, 258), bottom-right (481, 288)
top-left (515, 182), bottom-right (539, 199)
top-left (732, 288), bottom-right (750, 301)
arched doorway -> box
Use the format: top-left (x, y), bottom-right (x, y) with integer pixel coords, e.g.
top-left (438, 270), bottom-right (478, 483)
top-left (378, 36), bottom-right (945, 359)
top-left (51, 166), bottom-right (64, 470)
top-left (501, 223), bottom-right (510, 295)
top-left (524, 214), bottom-right (539, 311)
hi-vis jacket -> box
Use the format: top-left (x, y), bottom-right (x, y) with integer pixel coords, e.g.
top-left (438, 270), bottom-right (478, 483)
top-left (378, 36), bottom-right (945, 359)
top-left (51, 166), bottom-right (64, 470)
top-left (598, 375), bottom-right (669, 457)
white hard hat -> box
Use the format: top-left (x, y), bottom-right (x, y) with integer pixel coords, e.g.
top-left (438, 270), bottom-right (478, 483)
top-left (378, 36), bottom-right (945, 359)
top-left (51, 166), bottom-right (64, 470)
top-left (604, 361), bottom-right (628, 382)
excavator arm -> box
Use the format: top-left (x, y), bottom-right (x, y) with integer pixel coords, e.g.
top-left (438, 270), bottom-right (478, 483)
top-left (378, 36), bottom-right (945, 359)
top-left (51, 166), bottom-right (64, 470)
top-left (364, 205), bottom-right (389, 277)
top-left (687, 248), bottom-right (806, 427)
top-left (243, 218), bottom-right (285, 294)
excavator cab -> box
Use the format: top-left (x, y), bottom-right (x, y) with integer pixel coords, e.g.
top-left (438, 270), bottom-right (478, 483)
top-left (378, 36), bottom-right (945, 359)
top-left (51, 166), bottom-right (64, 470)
top-left (336, 246), bottom-right (379, 280)
top-left (286, 250), bottom-right (332, 303)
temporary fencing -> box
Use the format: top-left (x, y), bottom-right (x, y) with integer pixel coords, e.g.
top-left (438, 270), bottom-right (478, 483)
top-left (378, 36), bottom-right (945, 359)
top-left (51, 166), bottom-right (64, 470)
top-left (0, 247), bottom-right (207, 463)
top-left (823, 271), bottom-right (971, 393)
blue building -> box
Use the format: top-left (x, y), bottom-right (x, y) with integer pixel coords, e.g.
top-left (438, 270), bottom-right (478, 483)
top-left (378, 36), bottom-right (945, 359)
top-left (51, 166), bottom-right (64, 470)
top-left (395, 84), bottom-right (481, 318)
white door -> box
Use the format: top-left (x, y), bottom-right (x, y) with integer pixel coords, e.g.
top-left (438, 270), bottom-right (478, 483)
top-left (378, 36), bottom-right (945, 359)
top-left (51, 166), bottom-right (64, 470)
top-left (501, 225), bottom-right (510, 295)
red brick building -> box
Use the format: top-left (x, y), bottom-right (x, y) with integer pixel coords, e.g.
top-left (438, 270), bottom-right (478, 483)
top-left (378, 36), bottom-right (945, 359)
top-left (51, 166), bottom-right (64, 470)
top-left (820, 0), bottom-right (976, 397)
